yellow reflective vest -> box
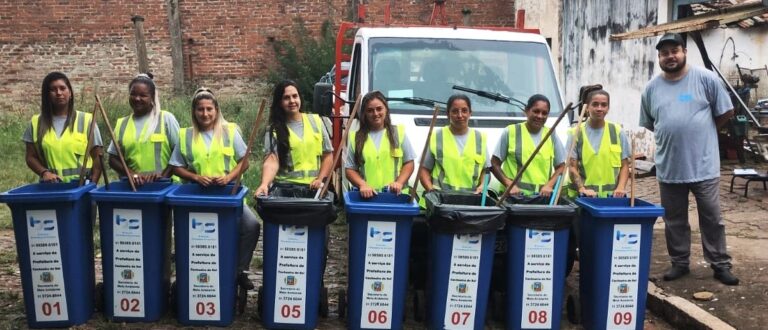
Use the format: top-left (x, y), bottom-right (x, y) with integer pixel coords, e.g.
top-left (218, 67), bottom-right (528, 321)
top-left (568, 121), bottom-right (623, 197)
top-left (430, 126), bottom-right (487, 192)
top-left (275, 113), bottom-right (324, 185)
top-left (114, 111), bottom-right (172, 175)
top-left (501, 123), bottom-right (554, 196)
top-left (31, 111), bottom-right (93, 183)
top-left (350, 125), bottom-right (406, 191)
top-left (178, 123), bottom-right (238, 177)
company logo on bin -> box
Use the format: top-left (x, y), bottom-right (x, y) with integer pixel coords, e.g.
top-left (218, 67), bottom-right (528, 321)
top-left (618, 283), bottom-right (629, 294)
top-left (197, 273), bottom-right (209, 283)
top-left (285, 275), bottom-right (296, 286)
top-left (191, 218), bottom-right (216, 233)
top-left (456, 283), bottom-right (468, 293)
top-left (369, 227), bottom-right (393, 242)
top-left (281, 225), bottom-right (306, 236)
top-left (115, 214), bottom-right (140, 230)
top-left (372, 281), bottom-right (383, 292)
top-left (528, 229), bottom-right (552, 243)
top-left (28, 216), bottom-right (55, 231)
top-left (121, 269), bottom-right (134, 280)
top-left (456, 234), bottom-right (480, 244)
top-left (615, 230), bottom-right (639, 244)
top-left (531, 281), bottom-right (543, 292)
top-left (40, 272), bottom-right (53, 283)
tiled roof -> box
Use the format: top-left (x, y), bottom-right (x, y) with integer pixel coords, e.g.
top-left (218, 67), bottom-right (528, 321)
top-left (691, 0), bottom-right (768, 28)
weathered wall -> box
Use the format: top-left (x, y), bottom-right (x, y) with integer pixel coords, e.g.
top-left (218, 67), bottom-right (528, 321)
top-left (562, 0), bottom-right (659, 158)
top-left (1, 0), bottom-right (516, 112)
top-left (515, 0), bottom-right (562, 78)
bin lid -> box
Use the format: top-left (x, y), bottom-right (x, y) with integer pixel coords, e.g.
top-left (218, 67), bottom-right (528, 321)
top-left (91, 180), bottom-right (175, 203)
top-left (0, 182), bottom-right (95, 204)
top-left (425, 191), bottom-right (506, 234)
top-left (503, 195), bottom-right (577, 230)
top-left (344, 191), bottom-right (420, 216)
top-left (256, 184), bottom-right (336, 226)
top-left (575, 197), bottom-right (664, 218)
top-left (166, 183), bottom-right (247, 207)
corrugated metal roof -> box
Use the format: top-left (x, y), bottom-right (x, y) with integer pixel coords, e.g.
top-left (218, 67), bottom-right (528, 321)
top-left (691, 0), bottom-right (768, 28)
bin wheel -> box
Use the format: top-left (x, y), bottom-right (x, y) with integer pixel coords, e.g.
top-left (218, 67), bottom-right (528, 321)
top-left (320, 286), bottom-right (329, 318)
top-left (169, 281), bottom-right (177, 316)
top-left (256, 285), bottom-right (264, 319)
top-left (413, 289), bottom-right (426, 322)
top-left (237, 284), bottom-right (247, 315)
top-left (337, 288), bottom-right (346, 319)
top-left (566, 293), bottom-right (581, 325)
top-left (94, 282), bottom-right (104, 312)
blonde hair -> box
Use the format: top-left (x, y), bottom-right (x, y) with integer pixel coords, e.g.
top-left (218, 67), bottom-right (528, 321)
top-left (191, 87), bottom-right (228, 141)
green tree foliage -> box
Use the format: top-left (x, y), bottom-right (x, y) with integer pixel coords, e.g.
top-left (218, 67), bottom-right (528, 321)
top-left (269, 19), bottom-right (336, 107)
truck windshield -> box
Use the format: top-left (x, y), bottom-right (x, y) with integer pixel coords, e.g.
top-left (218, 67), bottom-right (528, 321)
top-left (369, 37), bottom-right (563, 117)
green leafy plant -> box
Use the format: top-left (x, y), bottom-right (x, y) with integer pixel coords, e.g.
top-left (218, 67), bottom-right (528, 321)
top-left (268, 18), bottom-right (336, 106)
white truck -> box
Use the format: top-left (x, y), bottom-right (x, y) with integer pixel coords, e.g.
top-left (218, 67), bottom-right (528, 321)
top-left (313, 22), bottom-right (569, 194)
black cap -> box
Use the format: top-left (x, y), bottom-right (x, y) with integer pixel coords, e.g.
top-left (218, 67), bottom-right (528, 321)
top-left (656, 33), bottom-right (685, 50)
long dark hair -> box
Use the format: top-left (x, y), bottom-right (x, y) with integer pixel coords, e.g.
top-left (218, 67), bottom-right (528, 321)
top-left (269, 80), bottom-right (300, 169)
top-left (354, 91), bottom-right (396, 167)
top-left (38, 72), bottom-right (76, 154)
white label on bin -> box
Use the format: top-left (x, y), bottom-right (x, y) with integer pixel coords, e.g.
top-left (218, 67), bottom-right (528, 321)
top-left (443, 234), bottom-right (482, 330)
top-left (606, 224), bottom-right (642, 329)
top-left (360, 221), bottom-right (396, 329)
top-left (26, 209), bottom-right (69, 322)
top-left (112, 208), bottom-right (145, 317)
top-left (188, 212), bottom-right (220, 321)
top-left (274, 225), bottom-right (308, 324)
top-left (520, 229), bottom-right (555, 329)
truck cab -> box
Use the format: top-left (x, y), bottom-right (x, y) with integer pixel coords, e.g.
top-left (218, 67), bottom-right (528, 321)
top-left (318, 25), bottom-right (567, 193)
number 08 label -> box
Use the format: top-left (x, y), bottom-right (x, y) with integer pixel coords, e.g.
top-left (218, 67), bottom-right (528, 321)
top-left (26, 210), bottom-right (68, 322)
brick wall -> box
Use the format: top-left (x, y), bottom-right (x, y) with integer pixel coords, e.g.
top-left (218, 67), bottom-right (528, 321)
top-left (1, 0), bottom-right (515, 112)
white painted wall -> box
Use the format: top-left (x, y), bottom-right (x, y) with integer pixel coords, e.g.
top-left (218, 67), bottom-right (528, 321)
top-left (515, 0), bottom-right (562, 77)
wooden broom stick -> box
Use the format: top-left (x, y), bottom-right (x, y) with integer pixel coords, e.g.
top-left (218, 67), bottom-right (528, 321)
top-left (317, 94), bottom-right (362, 199)
top-left (231, 99), bottom-right (267, 195)
top-left (95, 94), bottom-right (137, 192)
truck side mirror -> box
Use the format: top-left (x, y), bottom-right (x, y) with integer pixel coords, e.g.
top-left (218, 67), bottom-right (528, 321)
top-left (312, 82), bottom-right (334, 117)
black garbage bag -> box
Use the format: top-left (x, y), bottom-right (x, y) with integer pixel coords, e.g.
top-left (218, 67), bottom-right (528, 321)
top-left (424, 190), bottom-right (506, 235)
top-left (256, 183), bottom-right (337, 226)
top-left (503, 195), bottom-right (577, 230)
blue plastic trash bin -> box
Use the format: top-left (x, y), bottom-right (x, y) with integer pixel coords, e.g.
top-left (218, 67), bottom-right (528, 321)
top-left (504, 195), bottom-right (576, 330)
top-left (256, 184), bottom-right (337, 329)
top-left (424, 191), bottom-right (506, 330)
top-left (166, 184), bottom-right (247, 326)
top-left (0, 182), bottom-right (96, 328)
top-left (575, 197), bottom-right (664, 330)
top-left (344, 191), bottom-right (419, 330)
top-left (90, 180), bottom-right (175, 322)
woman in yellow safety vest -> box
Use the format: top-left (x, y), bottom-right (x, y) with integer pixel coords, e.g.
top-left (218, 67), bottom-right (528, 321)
top-left (418, 94), bottom-right (490, 195)
top-left (24, 71), bottom-right (102, 183)
top-left (254, 80), bottom-right (333, 196)
top-left (567, 89), bottom-right (630, 198)
top-left (107, 73), bottom-right (180, 185)
top-left (345, 90), bottom-right (415, 198)
top-left (491, 94), bottom-right (566, 197)
top-left (170, 88), bottom-right (260, 289)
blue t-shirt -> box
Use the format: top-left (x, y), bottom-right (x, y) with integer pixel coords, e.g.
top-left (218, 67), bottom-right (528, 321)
top-left (639, 66), bottom-right (733, 183)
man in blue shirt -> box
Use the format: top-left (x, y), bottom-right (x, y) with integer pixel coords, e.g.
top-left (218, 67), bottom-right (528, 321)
top-left (640, 33), bottom-right (738, 285)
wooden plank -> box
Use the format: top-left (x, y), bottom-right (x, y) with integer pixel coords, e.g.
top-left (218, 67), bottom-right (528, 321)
top-left (165, 0), bottom-right (185, 95)
top-left (610, 6), bottom-right (768, 41)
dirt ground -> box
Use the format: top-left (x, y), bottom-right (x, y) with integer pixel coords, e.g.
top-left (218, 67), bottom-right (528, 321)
top-left (12, 161), bottom-right (768, 328)
top-left (641, 160), bottom-right (768, 330)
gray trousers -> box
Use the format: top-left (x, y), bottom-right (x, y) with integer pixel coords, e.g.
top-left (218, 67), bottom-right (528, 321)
top-left (238, 206), bottom-right (261, 273)
top-left (659, 177), bottom-right (732, 269)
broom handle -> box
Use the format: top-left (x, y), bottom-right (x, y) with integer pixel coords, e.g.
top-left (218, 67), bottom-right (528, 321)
top-left (95, 94), bottom-right (137, 192)
top-left (552, 101), bottom-right (591, 204)
top-left (317, 94), bottom-right (362, 199)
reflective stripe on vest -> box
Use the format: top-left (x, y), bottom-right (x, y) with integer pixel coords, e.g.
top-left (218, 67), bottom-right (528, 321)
top-left (571, 121), bottom-right (622, 196)
top-left (115, 111), bottom-right (170, 174)
top-left (501, 123), bottom-right (554, 195)
top-left (430, 127), bottom-right (486, 191)
top-left (179, 124), bottom-right (237, 177)
top-left (276, 113), bottom-right (323, 184)
top-left (353, 125), bottom-right (405, 190)
top-left (31, 111), bottom-right (92, 182)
